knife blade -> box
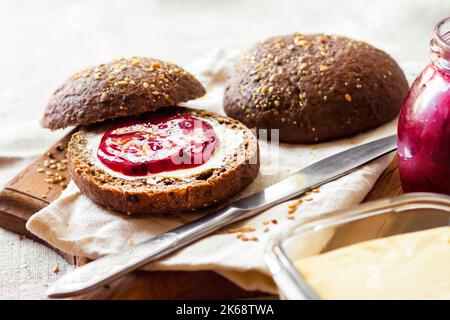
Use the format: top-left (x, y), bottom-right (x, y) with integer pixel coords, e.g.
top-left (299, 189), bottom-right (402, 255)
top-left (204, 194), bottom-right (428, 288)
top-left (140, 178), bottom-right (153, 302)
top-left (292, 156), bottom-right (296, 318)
top-left (47, 134), bottom-right (397, 298)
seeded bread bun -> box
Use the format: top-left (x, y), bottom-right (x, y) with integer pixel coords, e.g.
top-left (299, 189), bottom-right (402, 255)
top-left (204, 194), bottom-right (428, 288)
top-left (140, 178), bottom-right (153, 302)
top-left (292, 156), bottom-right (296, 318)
top-left (41, 57), bottom-right (206, 129)
top-left (224, 34), bottom-right (409, 143)
top-left (67, 107), bottom-right (259, 215)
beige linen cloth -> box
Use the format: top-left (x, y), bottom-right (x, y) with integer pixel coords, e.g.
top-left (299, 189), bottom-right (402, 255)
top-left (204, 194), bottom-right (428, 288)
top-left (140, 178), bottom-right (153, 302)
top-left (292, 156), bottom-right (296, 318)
top-left (26, 49), bottom-right (395, 294)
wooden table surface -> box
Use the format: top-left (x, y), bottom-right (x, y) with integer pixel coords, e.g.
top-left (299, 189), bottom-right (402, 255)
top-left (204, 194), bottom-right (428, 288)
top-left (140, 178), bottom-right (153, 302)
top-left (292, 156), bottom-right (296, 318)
top-left (0, 132), bottom-right (403, 300)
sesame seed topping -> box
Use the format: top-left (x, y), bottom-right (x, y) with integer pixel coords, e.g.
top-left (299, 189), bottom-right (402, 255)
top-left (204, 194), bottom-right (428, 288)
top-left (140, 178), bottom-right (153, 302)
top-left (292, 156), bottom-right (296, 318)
top-left (299, 63), bottom-right (308, 70)
top-left (116, 80), bottom-right (128, 87)
top-left (100, 92), bottom-right (108, 102)
top-left (152, 62), bottom-right (161, 68)
top-left (345, 93), bottom-right (352, 102)
top-left (295, 39), bottom-right (308, 47)
top-left (228, 227), bottom-right (256, 234)
top-left (52, 263), bottom-right (60, 273)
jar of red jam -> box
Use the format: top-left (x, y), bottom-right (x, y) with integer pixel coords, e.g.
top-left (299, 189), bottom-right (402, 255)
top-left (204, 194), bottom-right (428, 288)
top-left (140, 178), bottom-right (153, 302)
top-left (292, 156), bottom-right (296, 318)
top-left (398, 17), bottom-right (450, 195)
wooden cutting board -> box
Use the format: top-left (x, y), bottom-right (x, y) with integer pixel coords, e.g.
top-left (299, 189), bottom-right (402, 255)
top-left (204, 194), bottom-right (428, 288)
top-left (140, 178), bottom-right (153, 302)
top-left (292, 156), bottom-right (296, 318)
top-left (0, 132), bottom-right (403, 299)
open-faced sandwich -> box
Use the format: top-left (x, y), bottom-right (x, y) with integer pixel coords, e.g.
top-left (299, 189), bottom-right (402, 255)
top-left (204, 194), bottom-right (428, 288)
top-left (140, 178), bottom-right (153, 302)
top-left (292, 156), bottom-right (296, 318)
top-left (40, 57), bottom-right (259, 215)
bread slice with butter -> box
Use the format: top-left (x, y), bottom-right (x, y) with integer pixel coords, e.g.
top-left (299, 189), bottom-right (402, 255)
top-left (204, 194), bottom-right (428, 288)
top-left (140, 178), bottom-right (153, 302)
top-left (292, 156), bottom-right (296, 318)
top-left (68, 107), bottom-right (259, 215)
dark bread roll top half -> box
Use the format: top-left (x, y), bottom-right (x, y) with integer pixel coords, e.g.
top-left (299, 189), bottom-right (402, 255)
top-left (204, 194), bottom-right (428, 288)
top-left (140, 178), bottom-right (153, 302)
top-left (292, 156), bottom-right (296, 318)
top-left (41, 57), bottom-right (205, 129)
top-left (224, 34), bottom-right (409, 143)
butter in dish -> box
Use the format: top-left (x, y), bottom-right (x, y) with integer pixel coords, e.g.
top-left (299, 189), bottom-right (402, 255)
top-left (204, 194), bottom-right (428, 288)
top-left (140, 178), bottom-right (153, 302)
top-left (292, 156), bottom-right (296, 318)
top-left (265, 192), bottom-right (450, 300)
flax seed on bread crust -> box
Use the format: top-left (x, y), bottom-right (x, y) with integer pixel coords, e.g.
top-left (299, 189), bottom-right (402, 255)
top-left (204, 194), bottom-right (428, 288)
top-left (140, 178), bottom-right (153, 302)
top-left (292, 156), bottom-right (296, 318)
top-left (224, 34), bottom-right (409, 143)
top-left (67, 108), bottom-right (259, 215)
top-left (41, 57), bottom-right (206, 130)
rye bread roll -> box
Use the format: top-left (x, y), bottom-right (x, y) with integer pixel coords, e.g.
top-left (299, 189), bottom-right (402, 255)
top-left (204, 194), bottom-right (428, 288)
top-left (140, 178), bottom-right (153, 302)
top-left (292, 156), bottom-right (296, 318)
top-left (224, 34), bottom-right (409, 143)
top-left (68, 107), bottom-right (259, 215)
top-left (41, 57), bottom-right (206, 129)
top-left (41, 57), bottom-right (260, 215)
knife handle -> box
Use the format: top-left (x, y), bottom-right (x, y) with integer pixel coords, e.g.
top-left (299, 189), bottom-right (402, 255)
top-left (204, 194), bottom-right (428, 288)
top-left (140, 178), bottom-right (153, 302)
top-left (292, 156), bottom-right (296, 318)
top-left (46, 205), bottom-right (252, 298)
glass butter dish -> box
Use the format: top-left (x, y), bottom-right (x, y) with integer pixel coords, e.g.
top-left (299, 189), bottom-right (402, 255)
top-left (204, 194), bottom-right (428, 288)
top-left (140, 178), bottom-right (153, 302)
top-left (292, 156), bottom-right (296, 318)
top-left (265, 193), bottom-right (450, 300)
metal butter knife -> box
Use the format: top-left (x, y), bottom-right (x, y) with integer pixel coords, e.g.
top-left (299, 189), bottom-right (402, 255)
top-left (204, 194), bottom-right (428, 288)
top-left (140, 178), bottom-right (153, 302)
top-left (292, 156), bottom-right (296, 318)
top-left (47, 134), bottom-right (397, 298)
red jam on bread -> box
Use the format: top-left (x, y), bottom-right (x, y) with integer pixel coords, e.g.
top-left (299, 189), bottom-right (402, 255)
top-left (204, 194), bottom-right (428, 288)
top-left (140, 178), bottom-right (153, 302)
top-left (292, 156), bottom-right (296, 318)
top-left (97, 114), bottom-right (219, 176)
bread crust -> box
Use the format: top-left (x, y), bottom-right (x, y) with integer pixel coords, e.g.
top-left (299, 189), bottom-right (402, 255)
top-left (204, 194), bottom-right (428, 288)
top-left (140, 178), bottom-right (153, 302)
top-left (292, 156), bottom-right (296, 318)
top-left (67, 108), bottom-right (259, 215)
top-left (224, 34), bottom-right (409, 143)
top-left (41, 57), bottom-right (206, 129)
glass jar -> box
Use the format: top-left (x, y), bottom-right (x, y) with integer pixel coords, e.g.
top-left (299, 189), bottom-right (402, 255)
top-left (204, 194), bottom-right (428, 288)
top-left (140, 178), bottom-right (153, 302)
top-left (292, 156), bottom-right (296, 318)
top-left (398, 17), bottom-right (450, 195)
